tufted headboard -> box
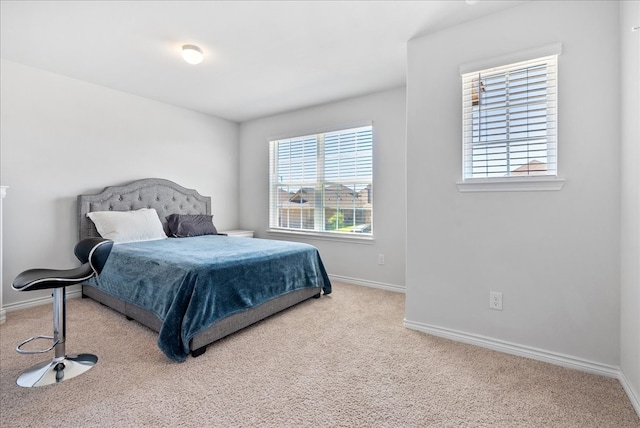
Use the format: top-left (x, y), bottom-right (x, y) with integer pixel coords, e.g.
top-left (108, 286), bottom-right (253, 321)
top-left (77, 178), bottom-right (212, 240)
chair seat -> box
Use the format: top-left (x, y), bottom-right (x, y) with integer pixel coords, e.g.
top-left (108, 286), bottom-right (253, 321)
top-left (12, 265), bottom-right (95, 292)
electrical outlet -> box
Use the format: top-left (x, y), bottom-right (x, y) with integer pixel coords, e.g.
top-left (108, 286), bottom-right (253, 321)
top-left (378, 254), bottom-right (385, 265)
top-left (489, 291), bottom-right (503, 310)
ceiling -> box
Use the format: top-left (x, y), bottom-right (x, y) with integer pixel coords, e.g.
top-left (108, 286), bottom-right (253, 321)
top-left (1, 1), bottom-right (523, 123)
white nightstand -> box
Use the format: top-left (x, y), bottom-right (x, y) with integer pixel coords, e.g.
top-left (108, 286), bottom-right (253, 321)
top-left (220, 230), bottom-right (254, 238)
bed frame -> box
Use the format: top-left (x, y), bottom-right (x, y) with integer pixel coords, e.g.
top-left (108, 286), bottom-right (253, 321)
top-left (78, 178), bottom-right (321, 358)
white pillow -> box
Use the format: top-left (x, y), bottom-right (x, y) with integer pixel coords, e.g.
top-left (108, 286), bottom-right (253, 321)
top-left (87, 208), bottom-right (167, 243)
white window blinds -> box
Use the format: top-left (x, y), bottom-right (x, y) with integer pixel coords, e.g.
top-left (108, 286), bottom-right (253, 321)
top-left (269, 125), bottom-right (373, 236)
top-left (462, 54), bottom-right (558, 179)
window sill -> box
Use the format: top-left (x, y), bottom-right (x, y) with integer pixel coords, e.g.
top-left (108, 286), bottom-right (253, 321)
top-left (266, 229), bottom-right (375, 244)
top-left (457, 177), bottom-right (565, 192)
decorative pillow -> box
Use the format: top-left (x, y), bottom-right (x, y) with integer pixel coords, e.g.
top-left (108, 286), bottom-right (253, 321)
top-left (87, 208), bottom-right (167, 243)
top-left (166, 214), bottom-right (217, 238)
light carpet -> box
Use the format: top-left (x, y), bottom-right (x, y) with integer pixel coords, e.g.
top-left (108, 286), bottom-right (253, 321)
top-left (0, 282), bottom-right (638, 427)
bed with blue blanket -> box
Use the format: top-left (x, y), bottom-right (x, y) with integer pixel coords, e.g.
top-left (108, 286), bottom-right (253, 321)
top-left (78, 179), bottom-right (331, 362)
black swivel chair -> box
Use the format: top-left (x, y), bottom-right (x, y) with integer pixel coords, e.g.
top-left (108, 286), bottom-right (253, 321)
top-left (12, 238), bottom-right (113, 387)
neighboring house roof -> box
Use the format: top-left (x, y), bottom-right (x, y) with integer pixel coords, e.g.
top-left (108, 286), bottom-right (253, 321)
top-left (289, 187), bottom-right (314, 204)
top-left (511, 160), bottom-right (548, 176)
top-left (277, 184), bottom-right (371, 209)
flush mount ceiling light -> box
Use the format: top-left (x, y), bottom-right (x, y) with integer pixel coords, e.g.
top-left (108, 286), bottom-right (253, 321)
top-left (181, 44), bottom-right (203, 65)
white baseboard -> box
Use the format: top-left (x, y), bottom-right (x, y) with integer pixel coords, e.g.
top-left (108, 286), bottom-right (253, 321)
top-left (2, 288), bottom-right (83, 316)
top-left (404, 319), bottom-right (619, 377)
top-left (619, 370), bottom-right (640, 417)
top-left (404, 319), bottom-right (640, 418)
top-left (1, 274), bottom-right (404, 316)
top-left (328, 274), bottom-right (405, 293)
top-left (0, 308), bottom-right (5, 324)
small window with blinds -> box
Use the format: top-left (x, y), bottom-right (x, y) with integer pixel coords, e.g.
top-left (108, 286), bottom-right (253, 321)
top-left (461, 54), bottom-right (558, 181)
top-left (269, 125), bottom-right (373, 237)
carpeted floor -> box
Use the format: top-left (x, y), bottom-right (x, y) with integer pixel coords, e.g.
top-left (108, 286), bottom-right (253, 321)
top-left (0, 282), bottom-right (638, 427)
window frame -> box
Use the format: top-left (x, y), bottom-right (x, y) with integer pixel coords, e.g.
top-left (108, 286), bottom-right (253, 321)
top-left (268, 123), bottom-right (374, 241)
top-left (457, 44), bottom-right (565, 192)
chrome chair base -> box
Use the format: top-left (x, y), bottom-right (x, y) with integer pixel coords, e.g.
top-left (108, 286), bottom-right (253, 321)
top-left (16, 353), bottom-right (98, 388)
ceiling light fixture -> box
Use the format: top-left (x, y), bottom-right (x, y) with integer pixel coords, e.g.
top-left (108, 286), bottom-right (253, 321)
top-left (465, 0), bottom-right (479, 4)
top-left (181, 44), bottom-right (203, 65)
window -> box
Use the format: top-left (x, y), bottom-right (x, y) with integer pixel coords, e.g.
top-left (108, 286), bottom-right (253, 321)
top-left (461, 52), bottom-right (559, 186)
top-left (269, 125), bottom-right (373, 237)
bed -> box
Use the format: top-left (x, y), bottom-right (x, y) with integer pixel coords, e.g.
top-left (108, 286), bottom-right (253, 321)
top-left (78, 178), bottom-right (331, 362)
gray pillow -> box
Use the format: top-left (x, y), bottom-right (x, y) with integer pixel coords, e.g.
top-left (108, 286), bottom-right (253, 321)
top-left (166, 214), bottom-right (217, 238)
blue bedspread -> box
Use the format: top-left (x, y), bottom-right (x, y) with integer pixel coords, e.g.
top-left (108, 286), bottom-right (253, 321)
top-left (86, 235), bottom-right (331, 362)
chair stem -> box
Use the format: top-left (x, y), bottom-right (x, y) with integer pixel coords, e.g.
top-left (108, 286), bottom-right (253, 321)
top-left (52, 288), bottom-right (66, 359)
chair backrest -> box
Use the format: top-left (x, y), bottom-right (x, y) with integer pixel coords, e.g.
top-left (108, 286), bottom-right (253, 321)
top-left (74, 238), bottom-right (113, 275)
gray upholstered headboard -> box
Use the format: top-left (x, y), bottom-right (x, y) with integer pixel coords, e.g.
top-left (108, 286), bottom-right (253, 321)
top-left (77, 178), bottom-right (212, 240)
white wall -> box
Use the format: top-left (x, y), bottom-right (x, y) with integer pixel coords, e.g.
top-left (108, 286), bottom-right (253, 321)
top-left (620, 0), bottom-right (640, 412)
top-left (0, 59), bottom-right (239, 307)
top-left (406, 0), bottom-right (622, 369)
top-left (238, 87), bottom-right (406, 290)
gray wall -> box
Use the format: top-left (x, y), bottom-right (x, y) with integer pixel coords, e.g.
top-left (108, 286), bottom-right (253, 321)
top-left (238, 87), bottom-right (407, 290)
top-left (620, 0), bottom-right (640, 411)
top-left (406, 0), bottom-right (622, 368)
top-left (0, 59), bottom-right (239, 307)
